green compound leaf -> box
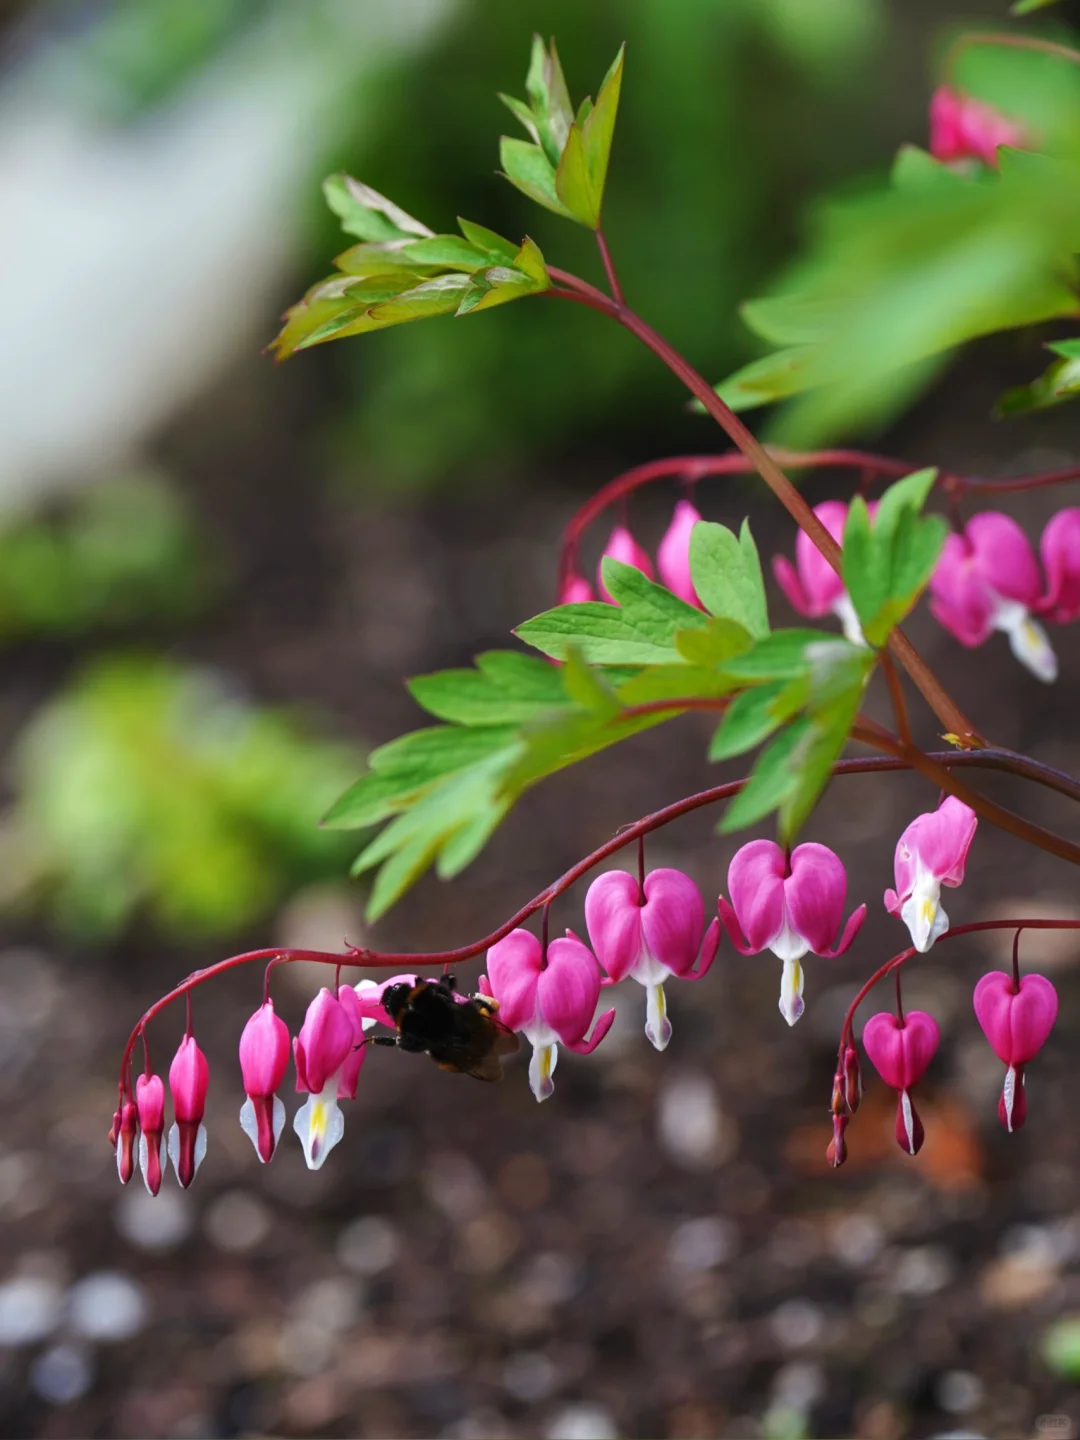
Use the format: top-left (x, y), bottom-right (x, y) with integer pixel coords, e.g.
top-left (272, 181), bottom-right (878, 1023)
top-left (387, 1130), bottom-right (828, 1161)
top-left (688, 520), bottom-right (770, 639)
top-left (272, 188), bottom-right (549, 359)
top-left (841, 468), bottom-right (946, 647)
top-left (708, 679), bottom-right (799, 761)
top-left (1010, 0), bottom-right (1063, 12)
top-left (501, 39), bottom-right (625, 230)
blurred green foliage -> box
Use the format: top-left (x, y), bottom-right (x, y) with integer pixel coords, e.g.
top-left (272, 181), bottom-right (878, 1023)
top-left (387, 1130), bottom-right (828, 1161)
top-left (0, 474), bottom-right (216, 640)
top-left (6, 657), bottom-right (360, 940)
top-left (714, 31), bottom-right (1080, 443)
top-left (322, 0), bottom-right (889, 488)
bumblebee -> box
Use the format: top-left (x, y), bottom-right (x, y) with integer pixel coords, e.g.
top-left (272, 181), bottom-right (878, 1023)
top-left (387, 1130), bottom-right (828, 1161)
top-left (370, 973), bottom-right (520, 1081)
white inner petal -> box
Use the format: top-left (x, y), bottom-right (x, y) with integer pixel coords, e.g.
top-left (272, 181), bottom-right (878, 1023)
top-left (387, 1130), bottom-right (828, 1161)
top-left (778, 956), bottom-right (805, 1027)
top-left (528, 1042), bottom-right (558, 1103)
top-left (990, 594), bottom-right (1058, 683)
top-left (644, 981), bottom-right (672, 1051)
top-left (899, 865), bottom-right (948, 953)
top-left (769, 906), bottom-right (810, 964)
top-left (293, 1082), bottom-right (345, 1170)
top-left (1002, 1063), bottom-right (1019, 1133)
top-left (900, 1089), bottom-right (917, 1154)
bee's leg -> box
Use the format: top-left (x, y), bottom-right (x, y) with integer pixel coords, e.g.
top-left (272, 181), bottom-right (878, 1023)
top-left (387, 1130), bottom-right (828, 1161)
top-left (438, 970), bottom-right (458, 992)
top-left (367, 1035), bottom-right (400, 1049)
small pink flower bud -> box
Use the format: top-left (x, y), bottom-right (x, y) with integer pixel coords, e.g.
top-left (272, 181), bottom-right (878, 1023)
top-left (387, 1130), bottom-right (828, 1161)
top-left (656, 500), bottom-right (703, 607)
top-left (585, 866), bottom-right (720, 1050)
top-left (973, 971), bottom-right (1058, 1132)
top-left (597, 524), bottom-right (654, 602)
top-left (559, 573), bottom-right (595, 605)
top-left (292, 987), bottom-right (368, 1171)
top-left (884, 796), bottom-right (977, 953)
top-left (718, 839), bottom-right (865, 1025)
top-left (135, 1073), bottom-right (165, 1196)
top-left (862, 1009), bottom-right (939, 1157)
top-left (484, 929), bottom-right (615, 1102)
top-left (1038, 508), bottom-right (1080, 624)
top-left (238, 1000), bottom-right (291, 1164)
top-left (929, 85), bottom-right (1026, 169)
top-left (772, 501), bottom-right (864, 644)
top-left (115, 1100), bottom-right (138, 1186)
top-left (929, 515), bottom-right (1056, 681)
top-left (167, 1035), bottom-right (210, 1188)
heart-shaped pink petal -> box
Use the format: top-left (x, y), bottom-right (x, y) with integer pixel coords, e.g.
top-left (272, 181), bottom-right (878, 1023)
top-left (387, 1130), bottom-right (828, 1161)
top-left (973, 971), bottom-right (1058, 1066)
top-left (862, 1009), bottom-right (940, 1091)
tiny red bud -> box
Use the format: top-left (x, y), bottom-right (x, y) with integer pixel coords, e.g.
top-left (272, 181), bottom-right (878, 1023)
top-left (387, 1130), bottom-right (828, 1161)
top-left (827, 1112), bottom-right (848, 1169)
top-left (830, 1070), bottom-right (846, 1117)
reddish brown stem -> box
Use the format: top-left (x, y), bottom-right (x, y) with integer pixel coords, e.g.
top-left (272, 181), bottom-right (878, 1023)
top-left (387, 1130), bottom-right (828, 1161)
top-left (879, 653), bottom-right (912, 749)
top-left (595, 230), bottom-right (624, 305)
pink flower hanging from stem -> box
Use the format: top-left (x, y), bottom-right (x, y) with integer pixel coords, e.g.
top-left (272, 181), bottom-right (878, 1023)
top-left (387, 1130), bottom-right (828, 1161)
top-left (884, 796), bottom-right (977, 953)
top-left (718, 840), bottom-right (865, 1025)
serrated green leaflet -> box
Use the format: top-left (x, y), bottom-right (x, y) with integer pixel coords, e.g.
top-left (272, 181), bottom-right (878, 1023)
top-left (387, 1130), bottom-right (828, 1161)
top-left (688, 521), bottom-right (770, 639)
top-left (406, 650), bottom-right (566, 725)
top-left (323, 175), bottom-right (433, 243)
top-left (674, 617), bottom-right (754, 667)
top-left (499, 137), bottom-right (576, 219)
top-left (708, 680), bottom-right (793, 761)
top-left (515, 560), bottom-right (709, 665)
top-left (720, 720), bottom-right (811, 832)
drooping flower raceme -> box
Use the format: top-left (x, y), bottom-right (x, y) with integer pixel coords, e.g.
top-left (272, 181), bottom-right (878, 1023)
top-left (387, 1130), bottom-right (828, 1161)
top-left (1038, 508), bottom-right (1080, 624)
top-left (135, 1072), bottom-right (166, 1196)
top-left (929, 513), bottom-right (1057, 682)
top-left (113, 1099), bottom-right (138, 1186)
top-left (483, 930), bottom-right (615, 1101)
top-left (238, 1000), bottom-right (291, 1164)
top-left (292, 986), bottom-right (369, 1170)
top-left (718, 840), bottom-right (866, 1026)
top-left (656, 500), bottom-right (704, 608)
top-left (772, 501), bottom-right (865, 645)
top-left (929, 85), bottom-right (1026, 169)
top-left (584, 867), bottom-right (720, 1050)
top-left (168, 1034), bottom-right (210, 1189)
top-left (597, 524), bottom-right (654, 602)
top-left (862, 1008), bottom-right (940, 1155)
top-left (884, 796), bottom-right (977, 953)
top-left (973, 971), bottom-right (1059, 1132)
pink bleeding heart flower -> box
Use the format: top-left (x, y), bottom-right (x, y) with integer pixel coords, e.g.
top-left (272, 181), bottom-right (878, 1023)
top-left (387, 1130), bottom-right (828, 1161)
top-left (884, 796), bottom-right (977, 953)
top-left (1038, 508), bottom-right (1080, 624)
top-left (238, 1000), bottom-right (291, 1165)
top-left (656, 500), bottom-right (704, 608)
top-left (559, 572), bottom-right (595, 605)
top-left (168, 1034), bottom-right (210, 1189)
top-left (973, 971), bottom-right (1058, 1132)
top-left (483, 929), bottom-right (614, 1101)
top-left (292, 986), bottom-right (368, 1170)
top-left (135, 1072), bottom-right (166, 1196)
top-left (584, 866), bottom-right (721, 1051)
top-left (929, 514), bottom-right (1057, 682)
top-left (772, 501), bottom-right (864, 645)
top-left (718, 840), bottom-right (865, 1026)
top-left (929, 85), bottom-right (1026, 169)
top-left (862, 1009), bottom-right (940, 1155)
top-left (597, 524), bottom-right (654, 603)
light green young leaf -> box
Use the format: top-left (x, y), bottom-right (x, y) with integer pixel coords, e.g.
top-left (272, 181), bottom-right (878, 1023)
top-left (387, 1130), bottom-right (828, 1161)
top-left (562, 648), bottom-right (620, 716)
top-left (554, 122), bottom-right (599, 228)
top-left (581, 44), bottom-right (624, 222)
top-left (323, 175), bottom-right (433, 243)
top-left (499, 137), bottom-right (576, 219)
top-left (688, 522), bottom-right (770, 638)
top-left (842, 468), bottom-right (945, 646)
top-left (525, 34), bottom-right (574, 165)
top-left (405, 652), bottom-right (566, 725)
top-left (457, 219), bottom-right (522, 265)
top-left (1010, 0), bottom-right (1063, 12)
top-left (997, 344), bottom-right (1080, 416)
top-left (615, 664), bottom-right (730, 707)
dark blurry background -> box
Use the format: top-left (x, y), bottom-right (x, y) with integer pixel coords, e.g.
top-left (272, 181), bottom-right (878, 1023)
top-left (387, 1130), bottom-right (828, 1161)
top-left (3, 1), bottom-right (1080, 1437)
